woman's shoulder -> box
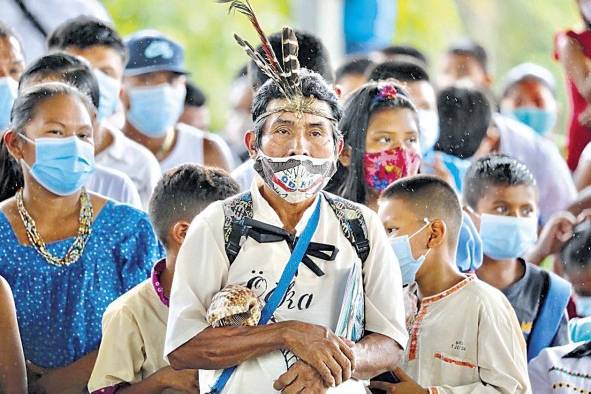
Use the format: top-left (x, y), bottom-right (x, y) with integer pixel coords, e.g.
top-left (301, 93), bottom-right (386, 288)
top-left (91, 196), bottom-right (152, 230)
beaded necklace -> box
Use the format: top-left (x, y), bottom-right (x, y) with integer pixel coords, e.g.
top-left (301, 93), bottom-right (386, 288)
top-left (16, 188), bottom-right (93, 267)
top-left (151, 259), bottom-right (169, 307)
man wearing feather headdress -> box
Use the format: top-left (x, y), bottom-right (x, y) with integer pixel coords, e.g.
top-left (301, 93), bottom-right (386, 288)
top-left (164, 2), bottom-right (408, 393)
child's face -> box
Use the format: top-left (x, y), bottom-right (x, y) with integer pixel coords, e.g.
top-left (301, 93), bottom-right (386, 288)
top-left (379, 198), bottom-right (432, 260)
top-left (474, 184), bottom-right (538, 220)
top-left (365, 107), bottom-right (420, 156)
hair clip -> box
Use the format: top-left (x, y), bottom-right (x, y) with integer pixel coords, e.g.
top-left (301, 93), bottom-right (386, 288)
top-left (375, 83), bottom-right (398, 102)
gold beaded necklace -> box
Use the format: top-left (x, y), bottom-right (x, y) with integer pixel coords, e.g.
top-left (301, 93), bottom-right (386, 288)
top-left (16, 188), bottom-right (94, 267)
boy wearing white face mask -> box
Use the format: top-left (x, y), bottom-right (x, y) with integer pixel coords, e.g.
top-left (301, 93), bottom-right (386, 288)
top-left (464, 154), bottom-right (572, 361)
top-left (377, 174), bottom-right (530, 394)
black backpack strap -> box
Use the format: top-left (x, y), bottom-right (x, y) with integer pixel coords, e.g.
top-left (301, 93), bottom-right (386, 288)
top-left (322, 192), bottom-right (370, 264)
top-left (222, 192), bottom-right (254, 265)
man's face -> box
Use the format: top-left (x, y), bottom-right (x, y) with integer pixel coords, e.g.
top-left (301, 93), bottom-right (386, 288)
top-left (439, 53), bottom-right (490, 89)
top-left (65, 45), bottom-right (125, 81)
top-left (402, 80), bottom-right (436, 111)
top-left (122, 70), bottom-right (186, 110)
top-left (0, 36), bottom-right (25, 81)
top-left (500, 79), bottom-right (557, 113)
top-left (474, 184), bottom-right (538, 222)
top-left (249, 98), bottom-right (339, 160)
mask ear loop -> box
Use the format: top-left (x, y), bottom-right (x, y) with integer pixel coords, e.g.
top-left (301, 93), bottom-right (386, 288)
top-left (410, 218), bottom-right (433, 259)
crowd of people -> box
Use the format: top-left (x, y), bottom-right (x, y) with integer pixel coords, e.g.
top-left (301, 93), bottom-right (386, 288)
top-left (0, 0), bottom-right (591, 393)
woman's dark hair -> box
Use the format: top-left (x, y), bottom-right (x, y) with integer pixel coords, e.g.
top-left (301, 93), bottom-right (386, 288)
top-left (0, 82), bottom-right (95, 201)
top-left (19, 52), bottom-right (100, 109)
top-left (325, 80), bottom-right (418, 204)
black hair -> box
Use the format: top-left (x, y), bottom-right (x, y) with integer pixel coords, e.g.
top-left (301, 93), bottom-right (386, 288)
top-left (185, 81), bottom-right (207, 107)
top-left (325, 80), bottom-right (418, 204)
top-left (249, 30), bottom-right (334, 89)
top-left (251, 68), bottom-right (341, 148)
top-left (149, 164), bottom-right (240, 246)
top-left (560, 223), bottom-right (591, 273)
top-left (335, 57), bottom-right (375, 83)
top-left (435, 86), bottom-right (492, 159)
top-left (447, 39), bottom-right (488, 73)
top-left (19, 52), bottom-right (100, 109)
top-left (381, 174), bottom-right (462, 244)
top-left (381, 45), bottom-right (428, 65)
top-left (367, 59), bottom-right (430, 82)
top-left (0, 82), bottom-right (95, 201)
top-left (47, 16), bottom-right (127, 63)
top-left (463, 154), bottom-right (537, 210)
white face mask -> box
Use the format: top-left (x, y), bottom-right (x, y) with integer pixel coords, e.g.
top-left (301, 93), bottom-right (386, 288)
top-left (417, 109), bottom-right (440, 154)
top-left (253, 153), bottom-right (337, 204)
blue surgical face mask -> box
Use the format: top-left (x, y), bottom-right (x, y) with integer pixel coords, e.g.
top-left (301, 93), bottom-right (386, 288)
top-left (480, 213), bottom-right (538, 260)
top-left (0, 77), bottom-right (18, 131)
top-left (456, 212), bottom-right (483, 272)
top-left (505, 107), bottom-right (556, 136)
top-left (575, 296), bottom-right (591, 317)
top-left (94, 69), bottom-right (121, 122)
top-left (417, 109), bottom-right (440, 154)
top-left (20, 134), bottom-right (95, 196)
top-left (390, 220), bottom-right (431, 285)
top-left (126, 83), bottom-right (185, 138)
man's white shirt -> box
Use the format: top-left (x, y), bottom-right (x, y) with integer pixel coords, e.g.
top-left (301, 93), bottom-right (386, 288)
top-left (165, 183), bottom-right (408, 393)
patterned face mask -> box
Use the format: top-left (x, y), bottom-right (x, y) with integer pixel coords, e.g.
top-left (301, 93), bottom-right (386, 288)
top-left (363, 147), bottom-right (421, 192)
top-left (254, 152), bottom-right (337, 204)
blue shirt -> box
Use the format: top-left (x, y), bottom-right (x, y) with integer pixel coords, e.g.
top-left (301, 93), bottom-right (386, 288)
top-left (0, 201), bottom-right (164, 368)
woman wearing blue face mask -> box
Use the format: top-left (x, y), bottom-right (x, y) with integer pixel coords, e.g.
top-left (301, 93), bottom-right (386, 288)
top-left (0, 82), bottom-right (162, 393)
top-left (464, 154), bottom-right (571, 360)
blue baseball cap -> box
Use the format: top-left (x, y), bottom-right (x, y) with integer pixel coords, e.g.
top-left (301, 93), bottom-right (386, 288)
top-left (124, 29), bottom-right (189, 77)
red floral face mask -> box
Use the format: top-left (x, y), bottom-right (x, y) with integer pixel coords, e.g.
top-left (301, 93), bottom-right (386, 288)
top-left (363, 147), bottom-right (421, 192)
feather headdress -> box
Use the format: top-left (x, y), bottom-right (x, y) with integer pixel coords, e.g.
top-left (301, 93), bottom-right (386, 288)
top-left (217, 0), bottom-right (336, 122)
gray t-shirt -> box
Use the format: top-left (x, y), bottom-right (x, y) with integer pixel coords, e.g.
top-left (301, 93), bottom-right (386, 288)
top-left (501, 259), bottom-right (569, 348)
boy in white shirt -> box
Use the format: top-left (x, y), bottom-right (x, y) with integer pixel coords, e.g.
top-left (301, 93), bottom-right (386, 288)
top-left (88, 165), bottom-right (240, 393)
top-left (376, 175), bottom-right (531, 394)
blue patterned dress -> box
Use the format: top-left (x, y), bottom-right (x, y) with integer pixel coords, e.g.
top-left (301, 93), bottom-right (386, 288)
top-left (0, 201), bottom-right (164, 368)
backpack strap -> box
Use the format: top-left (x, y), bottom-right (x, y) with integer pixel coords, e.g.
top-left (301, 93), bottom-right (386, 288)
top-left (322, 192), bottom-right (370, 264)
top-left (528, 271), bottom-right (572, 361)
top-left (222, 191), bottom-right (370, 265)
top-left (222, 192), bottom-right (254, 264)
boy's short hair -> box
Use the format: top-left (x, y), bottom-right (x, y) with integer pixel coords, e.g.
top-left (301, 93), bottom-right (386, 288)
top-left (47, 16), bottom-right (127, 63)
top-left (335, 56), bottom-right (375, 82)
top-left (148, 164), bottom-right (240, 246)
top-left (380, 45), bottom-right (428, 65)
top-left (436, 86), bottom-right (493, 158)
top-left (463, 154), bottom-right (537, 210)
top-left (447, 38), bottom-right (488, 73)
top-left (367, 59), bottom-right (430, 82)
top-left (381, 175), bottom-right (463, 244)
top-left (185, 81), bottom-right (207, 107)
top-left (560, 223), bottom-right (591, 273)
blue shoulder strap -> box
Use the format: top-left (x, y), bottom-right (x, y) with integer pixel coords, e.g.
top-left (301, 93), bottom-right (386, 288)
top-left (527, 272), bottom-right (571, 361)
top-left (209, 197), bottom-right (322, 394)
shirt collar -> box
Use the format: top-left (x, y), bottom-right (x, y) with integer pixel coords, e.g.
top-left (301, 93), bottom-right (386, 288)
top-left (421, 274), bottom-right (475, 306)
top-left (151, 259), bottom-right (169, 307)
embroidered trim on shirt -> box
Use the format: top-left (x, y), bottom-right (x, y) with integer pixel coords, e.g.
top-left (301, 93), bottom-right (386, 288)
top-left (550, 366), bottom-right (591, 380)
top-left (421, 275), bottom-right (474, 306)
top-left (151, 259), bottom-right (169, 307)
top-left (407, 276), bottom-right (474, 361)
top-left (434, 352), bottom-right (476, 369)
top-left (428, 388), bottom-right (439, 394)
top-left (552, 382), bottom-right (591, 393)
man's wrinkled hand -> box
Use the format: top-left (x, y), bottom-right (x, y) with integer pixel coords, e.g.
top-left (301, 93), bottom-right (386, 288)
top-left (273, 360), bottom-right (329, 394)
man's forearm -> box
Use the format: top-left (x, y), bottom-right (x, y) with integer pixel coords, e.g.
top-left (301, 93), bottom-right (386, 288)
top-left (168, 321), bottom-right (291, 370)
top-left (351, 333), bottom-right (403, 381)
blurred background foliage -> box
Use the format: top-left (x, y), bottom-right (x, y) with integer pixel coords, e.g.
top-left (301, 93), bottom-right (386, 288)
top-left (105, 0), bottom-right (581, 137)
